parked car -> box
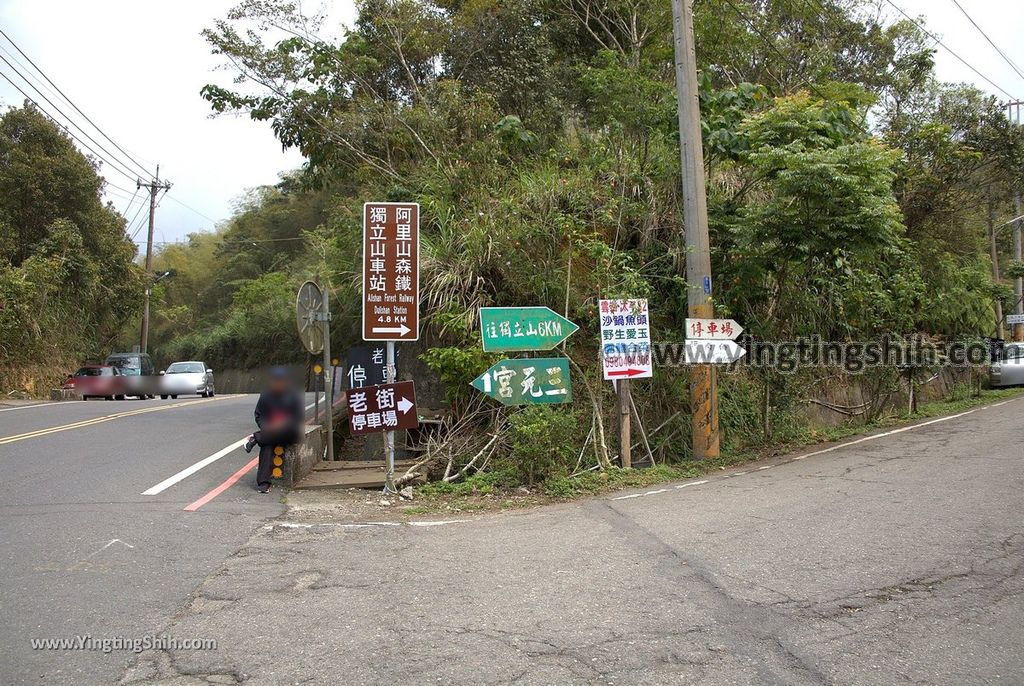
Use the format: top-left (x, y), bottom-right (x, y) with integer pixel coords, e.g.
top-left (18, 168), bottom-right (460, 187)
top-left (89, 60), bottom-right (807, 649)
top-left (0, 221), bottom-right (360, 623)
top-left (62, 365), bottom-right (126, 400)
top-left (104, 352), bottom-right (157, 398)
top-left (159, 361), bottom-right (215, 399)
top-left (990, 343), bottom-right (1024, 387)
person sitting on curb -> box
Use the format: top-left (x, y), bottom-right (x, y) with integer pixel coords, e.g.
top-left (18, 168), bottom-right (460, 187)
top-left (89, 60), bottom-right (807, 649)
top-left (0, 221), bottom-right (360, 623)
top-left (244, 366), bottom-right (304, 493)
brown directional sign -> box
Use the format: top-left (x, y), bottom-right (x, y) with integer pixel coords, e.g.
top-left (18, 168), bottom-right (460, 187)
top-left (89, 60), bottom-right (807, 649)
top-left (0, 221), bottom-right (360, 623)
top-left (362, 202), bottom-right (420, 341)
top-left (346, 380), bottom-right (419, 436)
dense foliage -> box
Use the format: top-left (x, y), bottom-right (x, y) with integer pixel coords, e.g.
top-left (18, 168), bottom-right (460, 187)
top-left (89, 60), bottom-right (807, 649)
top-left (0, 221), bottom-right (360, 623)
top-left (0, 105), bottom-right (143, 391)
top-left (9, 0), bottom-right (1022, 471)
top-left (139, 0), bottom-right (1024, 467)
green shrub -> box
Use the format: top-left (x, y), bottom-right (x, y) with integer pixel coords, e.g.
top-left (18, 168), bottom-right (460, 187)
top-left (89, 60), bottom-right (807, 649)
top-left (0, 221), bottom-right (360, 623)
top-left (501, 406), bottom-right (579, 486)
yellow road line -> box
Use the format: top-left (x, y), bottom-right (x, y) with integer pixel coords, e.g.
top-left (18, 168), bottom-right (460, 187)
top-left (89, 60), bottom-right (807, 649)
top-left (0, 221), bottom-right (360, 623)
top-left (0, 396), bottom-right (234, 446)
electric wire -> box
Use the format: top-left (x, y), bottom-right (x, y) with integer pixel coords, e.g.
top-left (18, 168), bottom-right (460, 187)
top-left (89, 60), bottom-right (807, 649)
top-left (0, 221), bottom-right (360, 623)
top-left (0, 27), bottom-right (155, 179)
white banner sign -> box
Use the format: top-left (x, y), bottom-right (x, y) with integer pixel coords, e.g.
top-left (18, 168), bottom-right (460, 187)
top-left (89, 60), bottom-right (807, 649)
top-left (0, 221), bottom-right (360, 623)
top-left (599, 299), bottom-right (653, 380)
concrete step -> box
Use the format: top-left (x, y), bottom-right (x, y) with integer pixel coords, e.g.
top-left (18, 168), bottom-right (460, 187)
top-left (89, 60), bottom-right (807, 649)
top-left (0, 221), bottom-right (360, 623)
top-left (295, 459), bottom-right (421, 489)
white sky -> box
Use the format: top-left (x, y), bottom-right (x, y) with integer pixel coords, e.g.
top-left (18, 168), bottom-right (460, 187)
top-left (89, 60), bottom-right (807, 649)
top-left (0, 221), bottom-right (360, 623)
top-left (0, 0), bottom-right (355, 249)
top-left (0, 0), bottom-right (1021, 249)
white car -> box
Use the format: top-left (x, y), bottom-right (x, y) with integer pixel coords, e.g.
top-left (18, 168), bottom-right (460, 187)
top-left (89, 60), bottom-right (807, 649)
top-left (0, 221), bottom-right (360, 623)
top-left (991, 343), bottom-right (1024, 387)
top-left (160, 361), bottom-right (216, 398)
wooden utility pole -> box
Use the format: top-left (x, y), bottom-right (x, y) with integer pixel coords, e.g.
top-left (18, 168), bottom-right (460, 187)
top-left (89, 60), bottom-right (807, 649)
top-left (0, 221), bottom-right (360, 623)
top-left (672, 0), bottom-right (719, 458)
top-left (988, 198), bottom-right (1005, 341)
top-left (1009, 102), bottom-right (1023, 342)
top-left (138, 166), bottom-right (172, 354)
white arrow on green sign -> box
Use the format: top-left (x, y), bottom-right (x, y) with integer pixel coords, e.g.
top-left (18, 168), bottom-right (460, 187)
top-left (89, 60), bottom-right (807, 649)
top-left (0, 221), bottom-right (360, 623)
top-left (471, 358), bottom-right (572, 405)
top-left (480, 307), bottom-right (579, 352)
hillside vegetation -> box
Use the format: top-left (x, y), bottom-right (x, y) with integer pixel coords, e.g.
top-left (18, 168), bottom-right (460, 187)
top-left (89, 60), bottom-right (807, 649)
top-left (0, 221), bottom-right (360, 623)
top-left (4, 0), bottom-right (1022, 479)
top-left (0, 106), bottom-right (143, 392)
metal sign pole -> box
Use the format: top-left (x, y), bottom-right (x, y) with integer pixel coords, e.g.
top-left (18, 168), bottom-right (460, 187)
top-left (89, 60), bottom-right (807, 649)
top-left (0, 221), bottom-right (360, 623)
top-left (384, 340), bottom-right (397, 493)
top-left (322, 287), bottom-right (335, 462)
top-left (313, 356), bottom-right (320, 422)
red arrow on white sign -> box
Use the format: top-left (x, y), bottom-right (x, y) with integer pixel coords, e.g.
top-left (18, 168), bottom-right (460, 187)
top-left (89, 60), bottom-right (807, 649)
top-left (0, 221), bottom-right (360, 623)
top-left (607, 368), bottom-right (648, 378)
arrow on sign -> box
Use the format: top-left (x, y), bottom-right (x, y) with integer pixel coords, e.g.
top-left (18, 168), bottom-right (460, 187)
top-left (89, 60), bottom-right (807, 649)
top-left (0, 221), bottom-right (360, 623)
top-left (684, 340), bottom-right (747, 365)
top-left (480, 307), bottom-right (579, 352)
top-left (372, 324), bottom-right (411, 336)
top-left (607, 368), bottom-right (648, 378)
top-left (397, 397), bottom-right (414, 414)
top-left (471, 358), bottom-right (573, 406)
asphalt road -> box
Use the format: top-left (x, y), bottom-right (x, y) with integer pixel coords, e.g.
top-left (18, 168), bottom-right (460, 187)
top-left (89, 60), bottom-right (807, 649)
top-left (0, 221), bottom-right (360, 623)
top-left (0, 393), bottom-right (327, 685)
top-left (112, 395), bottom-right (1023, 686)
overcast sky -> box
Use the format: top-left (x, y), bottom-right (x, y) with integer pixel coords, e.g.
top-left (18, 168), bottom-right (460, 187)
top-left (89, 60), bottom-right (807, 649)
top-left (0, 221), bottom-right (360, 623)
top-left (0, 0), bottom-right (1021, 250)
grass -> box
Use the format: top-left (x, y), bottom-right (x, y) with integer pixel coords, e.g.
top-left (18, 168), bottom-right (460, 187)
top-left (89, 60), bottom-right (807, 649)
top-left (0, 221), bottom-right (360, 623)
top-left (406, 386), bottom-right (1024, 516)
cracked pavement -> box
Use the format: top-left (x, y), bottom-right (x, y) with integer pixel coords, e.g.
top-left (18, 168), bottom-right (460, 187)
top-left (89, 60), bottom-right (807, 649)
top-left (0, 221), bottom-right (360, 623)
top-left (121, 397), bottom-right (1024, 685)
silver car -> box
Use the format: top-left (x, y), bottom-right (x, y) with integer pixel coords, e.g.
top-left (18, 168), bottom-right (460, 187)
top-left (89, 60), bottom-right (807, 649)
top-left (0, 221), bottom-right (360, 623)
top-left (160, 361), bottom-right (216, 398)
top-left (991, 343), bottom-right (1024, 387)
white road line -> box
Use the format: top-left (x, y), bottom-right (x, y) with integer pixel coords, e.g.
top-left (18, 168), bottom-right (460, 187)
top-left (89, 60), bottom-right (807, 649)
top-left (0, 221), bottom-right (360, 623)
top-left (85, 538), bottom-right (134, 558)
top-left (144, 399), bottom-right (322, 497)
top-left (607, 397), bottom-right (1019, 503)
top-left (790, 408), bottom-right (979, 461)
top-left (142, 437), bottom-right (247, 495)
top-left (408, 520), bottom-right (469, 527)
top-left (0, 402), bottom-right (62, 413)
top-left (264, 520), bottom-right (467, 530)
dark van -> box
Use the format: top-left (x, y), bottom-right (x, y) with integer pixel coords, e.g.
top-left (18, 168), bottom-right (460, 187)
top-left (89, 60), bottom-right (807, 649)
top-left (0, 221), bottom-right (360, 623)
top-left (104, 352), bottom-right (157, 398)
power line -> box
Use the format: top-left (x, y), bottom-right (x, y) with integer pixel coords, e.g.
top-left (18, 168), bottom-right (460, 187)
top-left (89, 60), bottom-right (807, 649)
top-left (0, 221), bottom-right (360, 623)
top-left (126, 193), bottom-right (152, 241)
top-left (947, 0), bottom-right (1024, 82)
top-left (119, 186), bottom-right (141, 216)
top-left (104, 186), bottom-right (136, 202)
top-left (146, 236), bottom-right (308, 246)
top-left (131, 186), bottom-right (169, 243)
top-left (0, 28), bottom-right (154, 180)
top-left (0, 65), bottom-right (142, 184)
top-left (162, 194), bottom-right (219, 224)
top-left (883, 0), bottom-right (1019, 101)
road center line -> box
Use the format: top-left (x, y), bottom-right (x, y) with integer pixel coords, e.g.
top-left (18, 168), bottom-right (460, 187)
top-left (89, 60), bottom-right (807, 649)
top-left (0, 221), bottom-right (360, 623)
top-left (0, 396), bottom-right (234, 446)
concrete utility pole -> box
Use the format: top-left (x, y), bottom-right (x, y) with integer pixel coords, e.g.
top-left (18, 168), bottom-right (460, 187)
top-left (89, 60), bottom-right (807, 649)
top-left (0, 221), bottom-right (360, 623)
top-left (672, 0), bottom-right (719, 458)
top-left (988, 199), bottom-right (1005, 341)
top-left (138, 166), bottom-right (172, 354)
top-left (1009, 102), bottom-right (1023, 342)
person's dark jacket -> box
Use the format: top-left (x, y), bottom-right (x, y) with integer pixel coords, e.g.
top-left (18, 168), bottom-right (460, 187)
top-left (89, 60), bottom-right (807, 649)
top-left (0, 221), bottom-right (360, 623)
top-left (254, 389), bottom-right (304, 435)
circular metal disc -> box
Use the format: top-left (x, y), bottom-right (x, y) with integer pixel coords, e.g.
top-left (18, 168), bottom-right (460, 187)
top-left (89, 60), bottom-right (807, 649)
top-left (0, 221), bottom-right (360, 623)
top-left (295, 281), bottom-right (324, 354)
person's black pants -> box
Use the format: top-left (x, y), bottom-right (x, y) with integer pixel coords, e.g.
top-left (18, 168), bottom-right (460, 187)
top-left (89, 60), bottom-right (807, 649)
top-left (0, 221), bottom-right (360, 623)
top-left (254, 428), bottom-right (299, 487)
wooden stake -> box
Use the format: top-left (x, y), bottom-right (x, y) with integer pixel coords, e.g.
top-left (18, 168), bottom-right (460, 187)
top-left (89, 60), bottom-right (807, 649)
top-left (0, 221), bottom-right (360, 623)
top-left (618, 379), bottom-right (632, 469)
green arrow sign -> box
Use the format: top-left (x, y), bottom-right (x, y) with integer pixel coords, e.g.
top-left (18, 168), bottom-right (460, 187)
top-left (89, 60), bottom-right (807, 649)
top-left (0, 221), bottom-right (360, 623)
top-left (480, 307), bottom-right (579, 352)
top-left (471, 358), bottom-right (572, 406)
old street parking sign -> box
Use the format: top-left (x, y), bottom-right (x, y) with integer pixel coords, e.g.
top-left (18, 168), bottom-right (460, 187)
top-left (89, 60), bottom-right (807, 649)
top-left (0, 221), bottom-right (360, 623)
top-left (347, 380), bottom-right (419, 436)
top-left (344, 345), bottom-right (400, 390)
